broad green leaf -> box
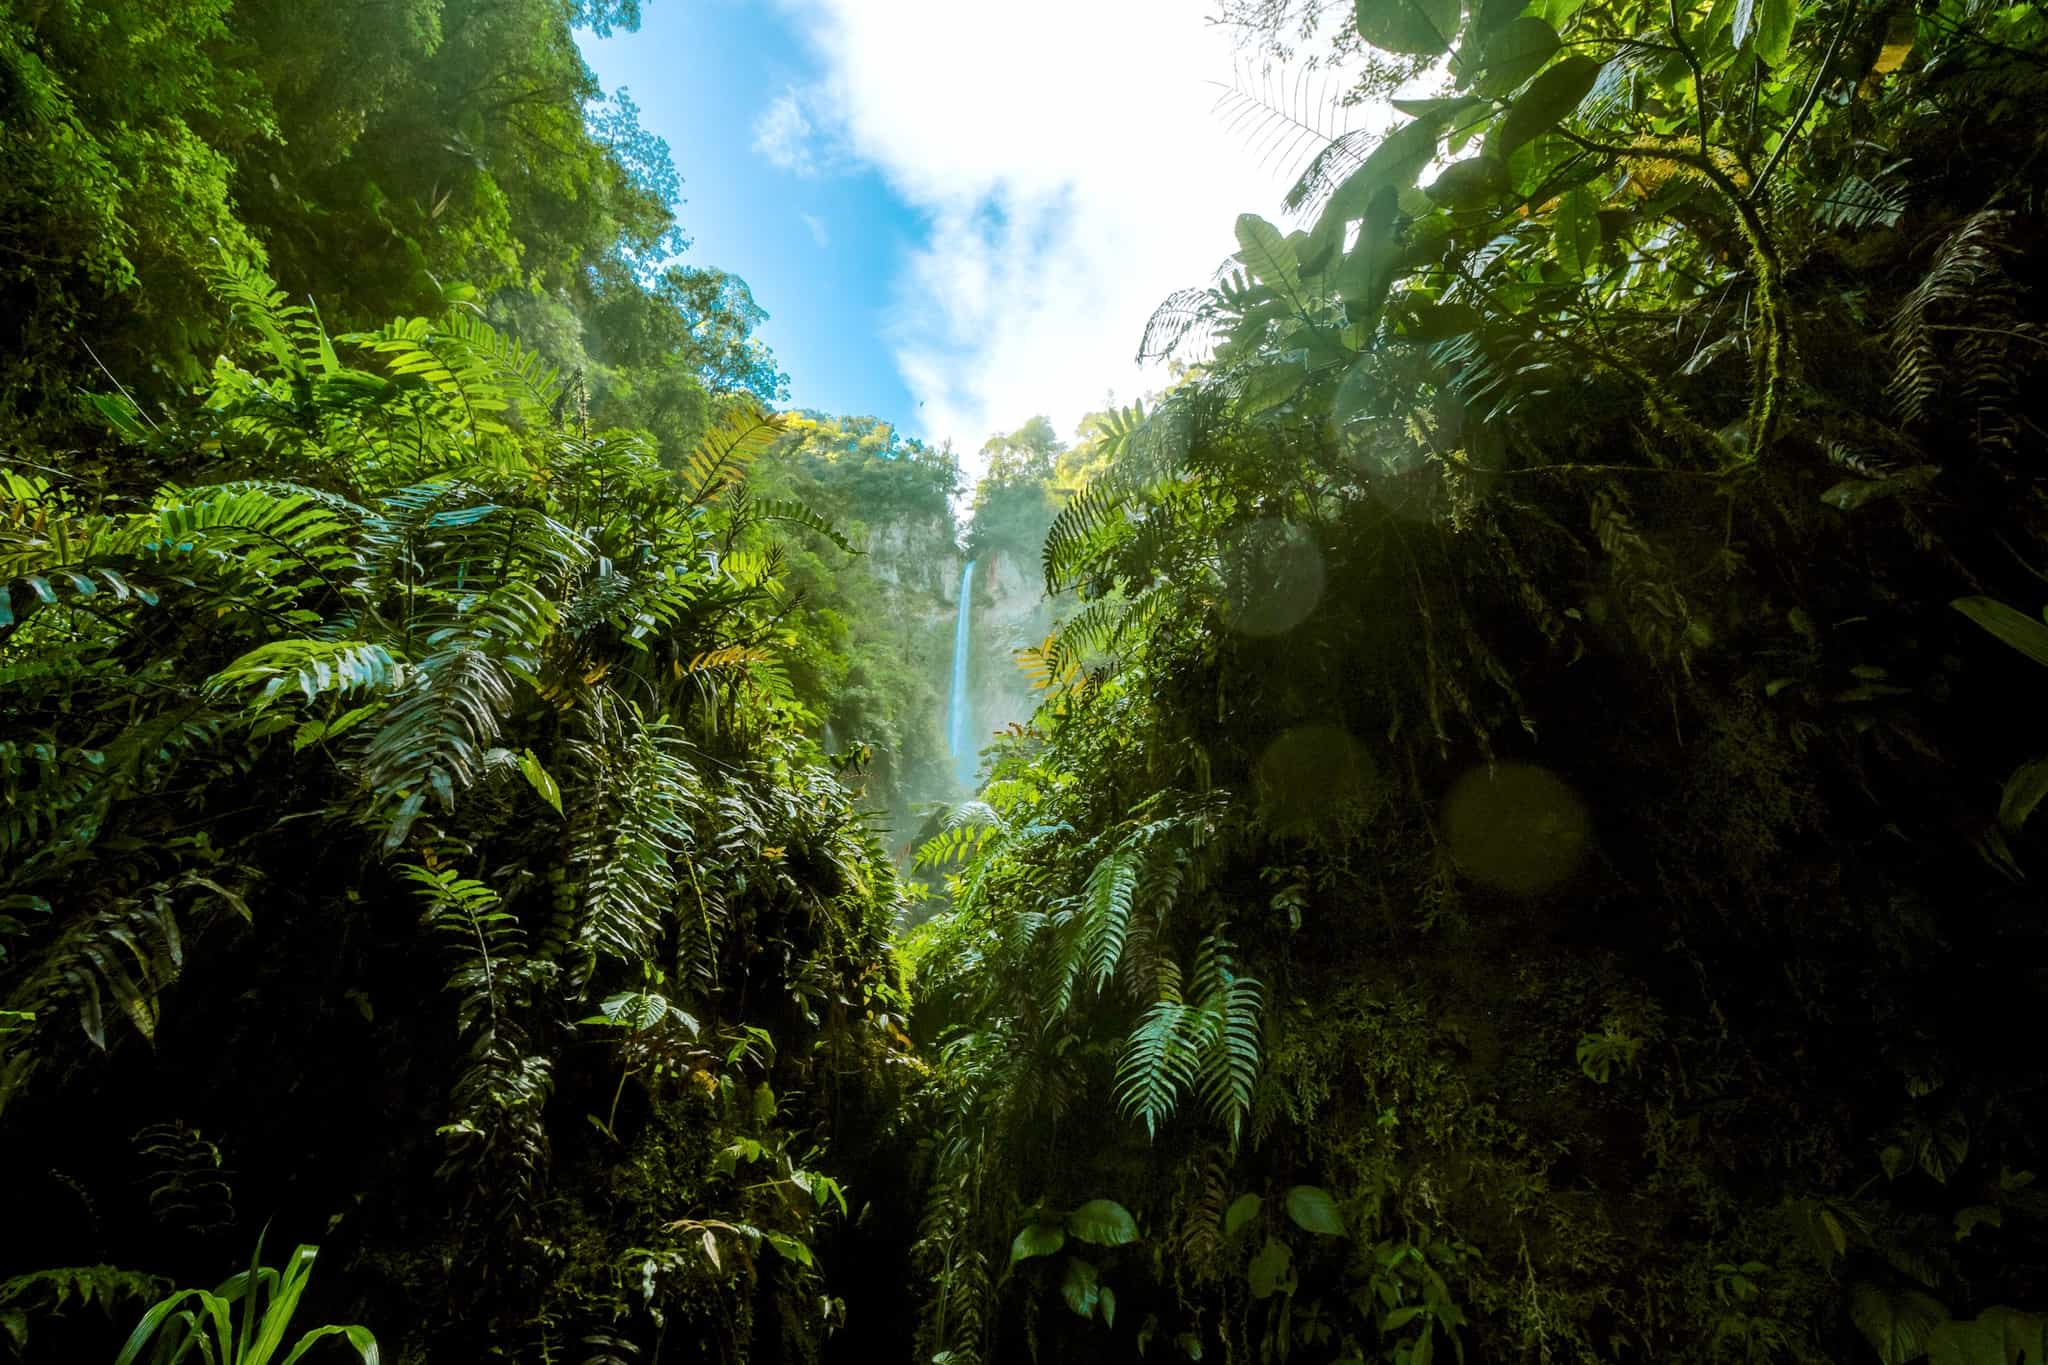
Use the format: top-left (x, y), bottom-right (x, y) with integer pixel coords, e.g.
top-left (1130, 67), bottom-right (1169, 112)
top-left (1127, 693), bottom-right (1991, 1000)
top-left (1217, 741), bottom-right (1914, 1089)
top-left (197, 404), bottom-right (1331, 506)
top-left (1508, 132), bottom-right (1582, 198)
top-left (1067, 1199), bottom-right (1140, 1247)
top-left (517, 748), bottom-right (563, 815)
top-left (1236, 215), bottom-right (1301, 297)
top-left (82, 391), bottom-right (151, 440)
top-left (1247, 1237), bottom-right (1293, 1299)
top-left (1223, 1193), bottom-right (1263, 1238)
top-left (1425, 156), bottom-right (1511, 208)
top-left (1533, 0), bottom-right (1587, 22)
top-left (1061, 1257), bottom-right (1101, 1318)
top-left (1953, 1205), bottom-right (2002, 1242)
top-left (1476, 17), bottom-right (1560, 95)
top-left (1850, 1281), bottom-right (1950, 1365)
top-left (1389, 95), bottom-right (1491, 120)
top-left (1010, 1222), bottom-right (1067, 1265)
top-left (1551, 186), bottom-right (1602, 273)
top-left (1754, 0), bottom-right (1795, 64)
top-left (1284, 1185), bottom-right (1348, 1236)
top-left (278, 1324), bottom-right (380, 1365)
top-left (1819, 464), bottom-right (1940, 510)
top-left (1236, 363), bottom-right (1310, 416)
top-left (1474, 0), bottom-right (1536, 34)
top-left (1491, 55), bottom-right (1605, 160)
top-left (1918, 1114), bottom-right (1969, 1183)
top-left (1999, 757), bottom-right (2048, 833)
top-left (1355, 0), bottom-right (1462, 55)
top-left (1953, 597), bottom-right (2048, 670)
top-left (1928, 1315), bottom-right (2004, 1365)
top-left (763, 1231), bottom-right (814, 1267)
top-left (1098, 1284), bottom-right (1117, 1329)
top-left (1317, 109), bottom-right (1458, 239)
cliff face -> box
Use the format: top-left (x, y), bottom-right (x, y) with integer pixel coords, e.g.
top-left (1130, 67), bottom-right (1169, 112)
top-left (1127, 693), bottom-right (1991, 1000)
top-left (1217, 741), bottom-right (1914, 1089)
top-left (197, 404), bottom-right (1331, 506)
top-left (960, 545), bottom-right (1055, 768)
top-left (867, 513), bottom-right (964, 604)
top-left (833, 508), bottom-right (1054, 852)
top-left (838, 505), bottom-right (962, 837)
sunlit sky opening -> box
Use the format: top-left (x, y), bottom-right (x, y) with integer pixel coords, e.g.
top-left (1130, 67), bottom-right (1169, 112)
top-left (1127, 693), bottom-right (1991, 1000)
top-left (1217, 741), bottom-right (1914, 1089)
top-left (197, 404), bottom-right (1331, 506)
top-left (579, 0), bottom-right (1312, 476)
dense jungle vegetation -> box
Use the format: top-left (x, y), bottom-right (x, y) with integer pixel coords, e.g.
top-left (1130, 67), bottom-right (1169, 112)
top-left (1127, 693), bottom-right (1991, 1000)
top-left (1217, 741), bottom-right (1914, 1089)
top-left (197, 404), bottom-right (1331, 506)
top-left (3, 0), bottom-right (2047, 1360)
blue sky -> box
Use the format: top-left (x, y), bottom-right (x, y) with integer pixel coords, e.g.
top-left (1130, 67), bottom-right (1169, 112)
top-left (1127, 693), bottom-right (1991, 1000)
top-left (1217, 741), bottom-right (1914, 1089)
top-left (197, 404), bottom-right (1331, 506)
top-left (578, 2), bottom-right (921, 427)
top-left (579, 1), bottom-right (1322, 477)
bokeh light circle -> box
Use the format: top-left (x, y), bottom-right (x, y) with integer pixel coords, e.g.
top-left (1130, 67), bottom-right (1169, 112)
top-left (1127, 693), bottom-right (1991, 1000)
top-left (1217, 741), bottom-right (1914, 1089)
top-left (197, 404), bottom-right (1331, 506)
top-left (1442, 762), bottom-right (1591, 895)
top-left (1219, 519), bottom-right (1325, 637)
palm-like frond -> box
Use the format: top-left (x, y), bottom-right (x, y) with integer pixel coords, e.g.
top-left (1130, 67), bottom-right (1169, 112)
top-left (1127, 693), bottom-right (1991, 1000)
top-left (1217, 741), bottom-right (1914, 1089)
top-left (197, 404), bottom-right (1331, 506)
top-left (1112, 930), bottom-right (1264, 1142)
top-left (1043, 476), bottom-right (1133, 594)
top-left (206, 640), bottom-right (409, 709)
top-left (567, 700), bottom-right (702, 974)
top-left (358, 647), bottom-right (516, 850)
top-left (677, 403), bottom-right (783, 509)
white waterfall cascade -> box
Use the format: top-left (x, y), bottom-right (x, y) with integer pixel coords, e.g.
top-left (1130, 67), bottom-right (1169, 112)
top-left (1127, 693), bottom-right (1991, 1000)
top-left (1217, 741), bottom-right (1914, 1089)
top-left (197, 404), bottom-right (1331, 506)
top-left (947, 559), bottom-right (976, 783)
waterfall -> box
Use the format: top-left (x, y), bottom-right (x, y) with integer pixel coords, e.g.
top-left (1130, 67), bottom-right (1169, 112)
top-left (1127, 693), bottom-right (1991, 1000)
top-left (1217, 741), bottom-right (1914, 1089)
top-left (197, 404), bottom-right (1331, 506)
top-left (947, 559), bottom-right (976, 782)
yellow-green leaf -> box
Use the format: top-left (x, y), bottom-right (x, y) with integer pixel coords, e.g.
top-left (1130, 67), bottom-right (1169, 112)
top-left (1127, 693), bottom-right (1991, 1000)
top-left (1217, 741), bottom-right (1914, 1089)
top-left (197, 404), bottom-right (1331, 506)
top-left (1492, 55), bottom-right (1605, 160)
top-left (517, 748), bottom-right (563, 815)
top-left (1551, 186), bottom-right (1602, 273)
top-left (1355, 0), bottom-right (1461, 54)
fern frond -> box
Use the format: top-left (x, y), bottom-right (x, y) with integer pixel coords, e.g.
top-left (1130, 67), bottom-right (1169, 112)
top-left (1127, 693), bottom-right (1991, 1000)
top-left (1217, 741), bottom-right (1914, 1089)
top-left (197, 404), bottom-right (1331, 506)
top-left (1192, 933), bottom-right (1264, 1142)
top-left (0, 1263), bottom-right (171, 1334)
top-left (1814, 163), bottom-right (1911, 233)
top-left (751, 496), bottom-right (864, 555)
top-left (358, 646), bottom-right (516, 851)
top-left (1212, 65), bottom-right (1350, 180)
top-left (567, 700), bottom-right (701, 973)
top-left (1116, 997), bottom-right (1201, 1139)
top-left (678, 403), bottom-right (783, 509)
top-left (1043, 477), bottom-right (1133, 594)
top-left (1284, 128), bottom-right (1378, 215)
top-left (679, 645), bottom-right (776, 677)
top-left (1890, 209), bottom-right (2018, 428)
top-left (206, 640), bottom-right (409, 710)
top-left (446, 311), bottom-right (563, 412)
top-left (352, 316), bottom-right (515, 439)
top-left (1139, 287), bottom-right (1230, 364)
top-left (204, 254), bottom-right (317, 384)
top-left (1081, 847), bottom-right (1141, 992)
top-left (914, 823), bottom-right (997, 872)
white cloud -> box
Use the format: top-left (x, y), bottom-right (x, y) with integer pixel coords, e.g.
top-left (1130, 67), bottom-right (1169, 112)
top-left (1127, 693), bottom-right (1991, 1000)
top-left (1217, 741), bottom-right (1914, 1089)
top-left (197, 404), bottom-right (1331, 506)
top-left (800, 212), bottom-right (831, 247)
top-left (772, 1), bottom-right (1338, 479)
top-left (751, 86), bottom-right (822, 175)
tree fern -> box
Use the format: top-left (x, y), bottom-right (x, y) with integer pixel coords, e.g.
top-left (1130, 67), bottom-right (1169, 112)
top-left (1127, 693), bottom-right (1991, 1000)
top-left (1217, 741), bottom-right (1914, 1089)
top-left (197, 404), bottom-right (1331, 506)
top-left (1889, 209), bottom-right (2021, 429)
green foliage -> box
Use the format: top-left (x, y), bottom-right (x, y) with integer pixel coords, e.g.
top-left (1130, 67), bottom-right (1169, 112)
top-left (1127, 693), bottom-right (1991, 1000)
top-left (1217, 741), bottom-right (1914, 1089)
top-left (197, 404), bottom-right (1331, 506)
top-left (905, 0), bottom-right (2048, 1354)
top-left (115, 1236), bottom-right (376, 1365)
top-left (0, 264), bottom-right (905, 1359)
top-left (0, 1265), bottom-right (170, 1359)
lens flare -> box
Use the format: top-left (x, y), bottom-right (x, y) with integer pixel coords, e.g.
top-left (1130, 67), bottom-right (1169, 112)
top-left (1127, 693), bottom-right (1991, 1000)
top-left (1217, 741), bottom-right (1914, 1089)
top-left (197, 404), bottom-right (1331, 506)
top-left (1442, 762), bottom-right (1590, 895)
